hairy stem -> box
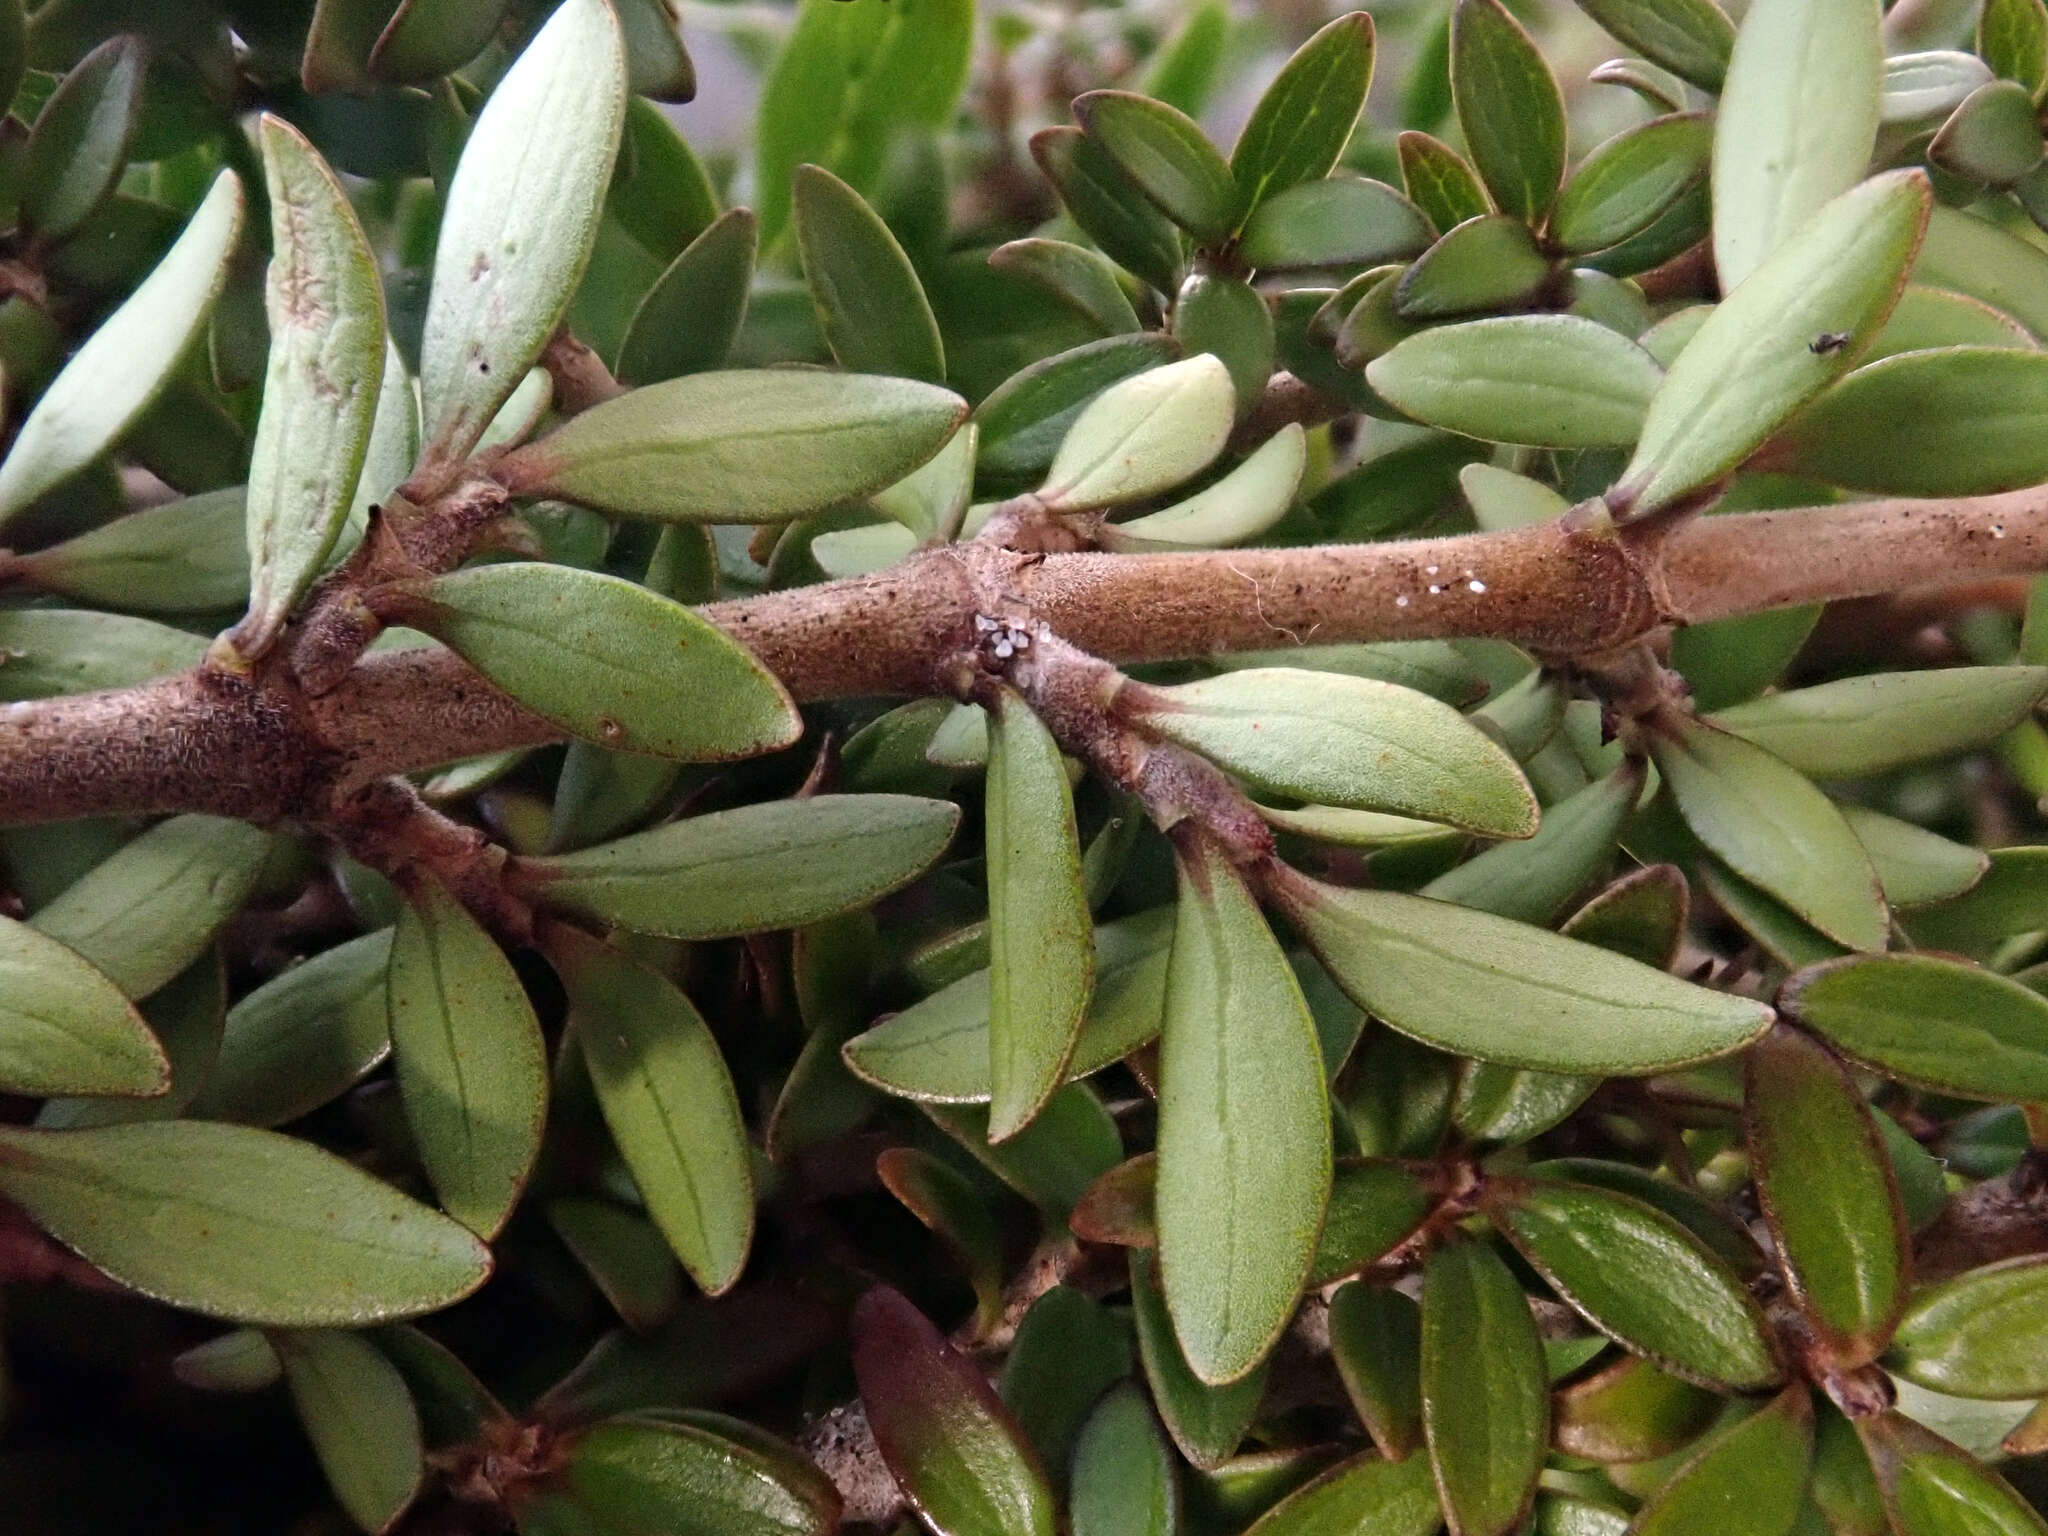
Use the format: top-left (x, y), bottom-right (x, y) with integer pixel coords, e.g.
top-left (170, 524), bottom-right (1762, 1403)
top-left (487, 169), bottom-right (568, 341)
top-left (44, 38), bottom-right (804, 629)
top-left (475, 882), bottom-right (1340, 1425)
top-left (2, 486), bottom-right (2046, 829)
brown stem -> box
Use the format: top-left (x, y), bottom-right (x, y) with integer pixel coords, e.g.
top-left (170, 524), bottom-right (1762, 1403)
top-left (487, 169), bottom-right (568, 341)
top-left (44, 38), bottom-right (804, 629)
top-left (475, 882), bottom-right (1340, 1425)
top-left (3, 487), bottom-right (2048, 829)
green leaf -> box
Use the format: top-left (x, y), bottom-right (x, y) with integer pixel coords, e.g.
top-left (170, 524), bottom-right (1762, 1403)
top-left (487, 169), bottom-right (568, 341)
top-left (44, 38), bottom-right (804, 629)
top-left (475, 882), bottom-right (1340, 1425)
top-left (1130, 1245), bottom-right (1268, 1469)
top-left (616, 208), bottom-right (756, 387)
top-left (0, 169), bottom-right (241, 527)
top-left (1884, 51), bottom-right (1996, 128)
top-left (519, 1415), bottom-right (840, 1536)
top-left (545, 924), bottom-right (754, 1295)
top-left (1422, 761), bottom-right (1644, 927)
top-left (754, 0), bottom-right (973, 251)
top-left (841, 909), bottom-right (1171, 1102)
top-left (14, 486), bottom-right (249, 613)
top-left (988, 240), bottom-right (1141, 337)
top-left (31, 815), bottom-right (270, 1001)
top-left (1561, 861), bottom-right (1690, 967)
top-left (20, 32), bottom-right (142, 243)
top-left (1534, 1158), bottom-right (1762, 1277)
top-left (1103, 424), bottom-right (1305, 553)
top-left (498, 370), bottom-right (967, 524)
top-left (416, 0), bottom-right (625, 464)
top-left (794, 163), bottom-right (944, 384)
top-left (1236, 176), bottom-right (1434, 270)
top-left (852, 1284), bottom-right (1057, 1536)
top-left (1125, 669), bottom-right (1537, 836)
top-left (975, 334), bottom-right (1181, 483)
top-left (0, 1120), bottom-right (490, 1325)
top-left (0, 913), bottom-right (164, 1098)
top-left (1712, 0), bottom-right (1883, 288)
top-left (1779, 953), bottom-right (2048, 1101)
top-left (1398, 130), bottom-right (1491, 231)
top-left (1551, 1354), bottom-right (1722, 1464)
top-left (1075, 90), bottom-right (1239, 246)
top-left (1551, 114), bottom-right (1713, 256)
top-left (1156, 836), bottom-right (1329, 1385)
top-left (1908, 845), bottom-right (2048, 953)
top-left (1931, 81), bottom-right (2044, 184)
top-left (1039, 353), bottom-right (1234, 509)
top-left (1982, 0), bottom-right (2048, 97)
top-left (1630, 1389), bottom-right (1815, 1536)
top-left (1712, 667), bottom-right (2048, 776)
top-left (1773, 348), bottom-right (2048, 495)
top-left (1328, 1283), bottom-right (1424, 1459)
top-left (1571, 0), bottom-right (1735, 89)
top-left (1243, 1450), bottom-right (1441, 1536)
top-left (1650, 715), bottom-right (1888, 951)
top-left (1071, 1385), bottom-right (1180, 1536)
top-left (548, 1198), bottom-right (684, 1333)
top-left (231, 116), bottom-right (387, 660)
top-left (984, 689), bottom-right (1094, 1142)
top-left (37, 952), bottom-right (221, 1129)
top-left (369, 0), bottom-right (511, 82)
top-left (519, 794), bottom-right (958, 940)
top-left (999, 1287), bottom-right (1132, 1478)
top-left (876, 1147), bottom-right (1005, 1334)
top-left (766, 913), bottom-right (883, 1162)
top-left (1869, 283), bottom-right (2033, 358)
top-left (193, 929), bottom-right (392, 1128)
top-left (1367, 315), bottom-right (1661, 448)
top-left (1916, 204), bottom-right (2048, 338)
top-left (1484, 1178), bottom-right (1781, 1389)
top-left (1617, 170), bottom-right (1928, 517)
top-left (1745, 1025), bottom-right (1908, 1366)
top-left (1231, 13), bottom-right (1376, 216)
top-left (923, 1085), bottom-right (1122, 1219)
top-left (1452, 0), bottom-right (1567, 221)
top-left (1278, 874), bottom-right (1771, 1074)
top-left (1028, 127), bottom-right (1186, 296)
top-left (1394, 214), bottom-right (1554, 319)
top-left (388, 879), bottom-right (546, 1241)
top-left (1889, 1257), bottom-right (2048, 1399)
top-left (1861, 1413), bottom-right (2048, 1536)
top-left (1173, 271), bottom-right (1274, 414)
top-left (1310, 1159), bottom-right (1437, 1285)
top-left (390, 561), bottom-right (798, 761)
top-left (273, 1329), bottom-right (424, 1535)
top-left (174, 1328), bottom-right (283, 1393)
top-left (1421, 1239), bottom-right (1548, 1536)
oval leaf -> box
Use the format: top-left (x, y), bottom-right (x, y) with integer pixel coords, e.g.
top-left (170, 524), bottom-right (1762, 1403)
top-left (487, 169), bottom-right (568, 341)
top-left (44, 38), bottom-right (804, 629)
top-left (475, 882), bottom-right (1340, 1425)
top-left (1649, 715), bottom-right (1889, 952)
top-left (1618, 170), bottom-right (1928, 517)
top-left (1039, 353), bottom-right (1234, 510)
top-left (1130, 1245), bottom-right (1268, 1469)
top-left (1484, 1178), bottom-right (1781, 1390)
top-left (416, 0), bottom-right (625, 463)
top-left (1243, 1449), bottom-right (1441, 1536)
top-left (273, 1328), bottom-right (424, 1535)
top-left (0, 170), bottom-right (243, 527)
top-left (1889, 1256), bottom-right (2048, 1400)
top-left (0, 913), bottom-right (166, 1098)
top-left (1231, 13), bottom-right (1376, 216)
top-left (985, 689), bottom-right (1094, 1142)
top-left (1712, 0), bottom-right (1883, 288)
top-left (1780, 952), bottom-right (2048, 1101)
top-left (1157, 836), bottom-right (1330, 1386)
top-left (0, 1120), bottom-right (490, 1325)
top-left (1630, 1388), bottom-right (1815, 1536)
top-left (498, 370), bottom-right (968, 523)
top-left (1711, 666), bottom-right (2048, 778)
top-left (1452, 0), bottom-right (1567, 221)
top-left (231, 117), bottom-right (387, 660)
top-left (794, 163), bottom-right (944, 384)
top-left (1074, 90), bottom-right (1239, 246)
top-left (1125, 669), bottom-right (1537, 837)
top-left (519, 794), bottom-right (959, 939)
top-left (392, 561), bottom-right (798, 761)
top-left (1421, 1239), bottom-right (1548, 1536)
top-left (30, 815), bottom-right (271, 1001)
top-left (1744, 1024), bottom-right (1908, 1367)
top-left (852, 1284), bottom-right (1057, 1536)
top-left (545, 923), bottom-right (754, 1295)
top-left (1278, 874), bottom-right (1772, 1074)
top-left (388, 879), bottom-right (546, 1241)
top-left (1071, 1384), bottom-right (1181, 1536)
top-left (1366, 314), bottom-right (1661, 448)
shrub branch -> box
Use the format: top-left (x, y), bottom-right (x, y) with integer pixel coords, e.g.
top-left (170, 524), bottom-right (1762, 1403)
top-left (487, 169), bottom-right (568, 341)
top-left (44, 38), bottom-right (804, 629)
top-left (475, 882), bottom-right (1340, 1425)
top-left (2, 484), bottom-right (2046, 829)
